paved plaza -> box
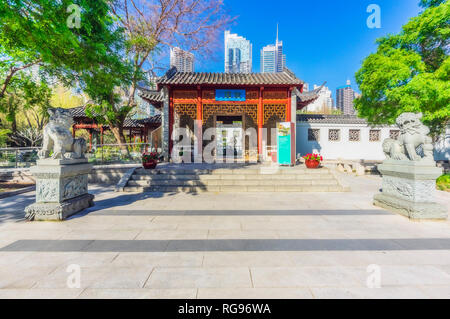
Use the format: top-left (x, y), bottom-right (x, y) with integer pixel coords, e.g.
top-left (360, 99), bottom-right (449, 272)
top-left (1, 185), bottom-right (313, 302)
top-left (0, 173), bottom-right (449, 299)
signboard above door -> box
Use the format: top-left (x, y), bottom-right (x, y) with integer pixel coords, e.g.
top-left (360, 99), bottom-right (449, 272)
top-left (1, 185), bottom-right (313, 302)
top-left (215, 89), bottom-right (246, 102)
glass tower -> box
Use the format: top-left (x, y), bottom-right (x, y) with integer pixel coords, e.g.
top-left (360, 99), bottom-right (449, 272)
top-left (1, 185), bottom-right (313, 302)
top-left (224, 31), bottom-right (252, 73)
top-left (261, 25), bottom-right (286, 73)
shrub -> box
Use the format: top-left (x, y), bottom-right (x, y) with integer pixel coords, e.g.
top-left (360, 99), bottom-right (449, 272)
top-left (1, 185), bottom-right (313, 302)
top-left (437, 174), bottom-right (450, 192)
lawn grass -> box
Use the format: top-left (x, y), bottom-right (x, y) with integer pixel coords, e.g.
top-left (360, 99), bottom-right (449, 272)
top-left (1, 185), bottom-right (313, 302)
top-left (437, 174), bottom-right (450, 192)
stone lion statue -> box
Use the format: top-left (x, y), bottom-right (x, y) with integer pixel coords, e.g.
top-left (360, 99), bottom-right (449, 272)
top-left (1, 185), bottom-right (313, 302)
top-left (38, 108), bottom-right (87, 160)
top-left (382, 112), bottom-right (434, 162)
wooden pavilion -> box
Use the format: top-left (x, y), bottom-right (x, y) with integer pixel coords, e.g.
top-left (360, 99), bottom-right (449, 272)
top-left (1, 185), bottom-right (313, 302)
top-left (69, 106), bottom-right (162, 149)
top-left (138, 67), bottom-right (321, 163)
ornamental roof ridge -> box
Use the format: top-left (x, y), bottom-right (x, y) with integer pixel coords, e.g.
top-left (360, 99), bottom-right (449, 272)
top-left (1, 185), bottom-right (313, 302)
top-left (156, 68), bottom-right (304, 86)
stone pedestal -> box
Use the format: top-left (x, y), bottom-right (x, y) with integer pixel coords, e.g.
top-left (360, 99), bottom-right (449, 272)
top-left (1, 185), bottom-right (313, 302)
top-left (25, 159), bottom-right (95, 221)
top-left (374, 160), bottom-right (447, 220)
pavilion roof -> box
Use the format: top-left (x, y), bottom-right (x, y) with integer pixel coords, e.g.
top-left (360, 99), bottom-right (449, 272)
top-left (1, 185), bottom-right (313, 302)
top-left (138, 88), bottom-right (165, 103)
top-left (69, 105), bottom-right (95, 118)
top-left (295, 83), bottom-right (325, 110)
top-left (69, 106), bottom-right (161, 128)
top-left (157, 67), bottom-right (304, 87)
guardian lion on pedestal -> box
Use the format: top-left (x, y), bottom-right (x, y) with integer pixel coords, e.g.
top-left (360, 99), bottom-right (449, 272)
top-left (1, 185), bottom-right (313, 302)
top-left (38, 108), bottom-right (87, 160)
top-left (382, 112), bottom-right (434, 162)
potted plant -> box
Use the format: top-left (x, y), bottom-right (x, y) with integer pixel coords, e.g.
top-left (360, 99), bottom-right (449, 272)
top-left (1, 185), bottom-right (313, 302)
top-left (303, 153), bottom-right (323, 169)
top-left (142, 151), bottom-right (159, 169)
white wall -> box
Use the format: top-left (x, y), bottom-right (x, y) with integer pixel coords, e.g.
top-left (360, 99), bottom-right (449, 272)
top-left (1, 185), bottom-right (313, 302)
top-left (296, 123), bottom-right (450, 161)
top-left (296, 123), bottom-right (395, 161)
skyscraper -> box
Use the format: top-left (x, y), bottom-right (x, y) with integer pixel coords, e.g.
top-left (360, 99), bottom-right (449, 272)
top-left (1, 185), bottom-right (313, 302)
top-left (170, 47), bottom-right (194, 72)
top-left (261, 25), bottom-right (286, 73)
top-left (305, 85), bottom-right (334, 113)
top-left (224, 31), bottom-right (252, 73)
top-left (336, 80), bottom-right (357, 115)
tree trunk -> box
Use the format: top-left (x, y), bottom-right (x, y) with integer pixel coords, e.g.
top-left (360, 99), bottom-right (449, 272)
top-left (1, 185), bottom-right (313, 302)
top-left (110, 124), bottom-right (129, 155)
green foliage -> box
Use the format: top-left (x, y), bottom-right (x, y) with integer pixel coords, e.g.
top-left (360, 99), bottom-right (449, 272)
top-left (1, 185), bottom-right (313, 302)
top-left (0, 0), bottom-right (126, 86)
top-left (355, 0), bottom-right (450, 135)
top-left (437, 174), bottom-right (450, 191)
top-left (0, 128), bottom-right (10, 146)
top-left (0, 71), bottom-right (51, 132)
top-left (0, 0), bottom-right (132, 146)
top-left (420, 0), bottom-right (447, 8)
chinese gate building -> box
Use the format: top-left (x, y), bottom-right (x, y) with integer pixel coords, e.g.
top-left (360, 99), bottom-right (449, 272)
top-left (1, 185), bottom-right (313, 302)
top-left (139, 67), bottom-right (320, 163)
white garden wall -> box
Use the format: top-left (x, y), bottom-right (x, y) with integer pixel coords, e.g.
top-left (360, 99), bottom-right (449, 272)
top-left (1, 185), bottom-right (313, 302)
top-left (296, 122), bottom-right (449, 162)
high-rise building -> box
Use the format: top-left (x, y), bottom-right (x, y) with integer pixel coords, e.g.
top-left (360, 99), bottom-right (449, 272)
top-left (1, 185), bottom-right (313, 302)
top-left (224, 31), bottom-right (252, 73)
top-left (170, 47), bottom-right (194, 72)
top-left (305, 84), bottom-right (334, 113)
top-left (261, 25), bottom-right (286, 73)
top-left (336, 80), bottom-right (357, 115)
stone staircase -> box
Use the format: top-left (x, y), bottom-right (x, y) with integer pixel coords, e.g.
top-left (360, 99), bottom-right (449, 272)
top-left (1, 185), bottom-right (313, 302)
top-left (120, 165), bottom-right (350, 193)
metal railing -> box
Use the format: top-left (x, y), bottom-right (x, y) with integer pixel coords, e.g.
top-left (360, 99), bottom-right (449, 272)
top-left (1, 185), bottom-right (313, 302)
top-left (0, 143), bottom-right (162, 168)
top-left (0, 147), bottom-right (40, 168)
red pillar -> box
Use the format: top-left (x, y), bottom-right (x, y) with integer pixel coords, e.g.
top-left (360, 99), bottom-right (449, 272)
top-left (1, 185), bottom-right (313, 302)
top-left (287, 88), bottom-right (295, 165)
top-left (196, 85), bottom-right (203, 162)
top-left (100, 126), bottom-right (104, 145)
top-left (287, 89), bottom-right (292, 122)
top-left (88, 129), bottom-right (93, 151)
top-left (258, 87), bottom-right (264, 158)
top-left (169, 87), bottom-right (174, 158)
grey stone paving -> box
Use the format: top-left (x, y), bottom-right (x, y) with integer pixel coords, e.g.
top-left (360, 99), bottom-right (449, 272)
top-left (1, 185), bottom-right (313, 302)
top-left (3, 238), bottom-right (450, 252)
top-left (0, 173), bottom-right (449, 299)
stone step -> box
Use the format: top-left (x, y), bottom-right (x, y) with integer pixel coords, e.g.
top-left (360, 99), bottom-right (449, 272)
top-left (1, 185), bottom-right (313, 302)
top-left (122, 184), bottom-right (348, 193)
top-left (131, 173), bottom-right (335, 181)
top-left (128, 180), bottom-right (205, 187)
top-left (134, 167), bottom-right (331, 176)
top-left (127, 179), bottom-right (339, 187)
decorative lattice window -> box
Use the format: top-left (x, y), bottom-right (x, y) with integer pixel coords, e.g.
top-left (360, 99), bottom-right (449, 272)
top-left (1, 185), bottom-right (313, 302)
top-left (390, 130), bottom-right (400, 140)
top-left (203, 104), bottom-right (258, 125)
top-left (329, 129), bottom-right (340, 141)
top-left (263, 104), bottom-right (287, 125)
top-left (174, 104), bottom-right (197, 120)
top-left (349, 129), bottom-right (361, 142)
top-left (308, 129), bottom-right (320, 141)
top-left (369, 130), bottom-right (381, 142)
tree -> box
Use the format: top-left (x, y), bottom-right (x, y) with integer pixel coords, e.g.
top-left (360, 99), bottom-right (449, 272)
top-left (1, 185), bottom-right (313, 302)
top-left (50, 85), bottom-right (85, 109)
top-left (355, 0), bottom-right (449, 135)
top-left (0, 71), bottom-right (52, 146)
top-left (84, 0), bottom-right (233, 151)
top-left (0, 0), bottom-right (132, 147)
top-left (0, 0), bottom-right (127, 101)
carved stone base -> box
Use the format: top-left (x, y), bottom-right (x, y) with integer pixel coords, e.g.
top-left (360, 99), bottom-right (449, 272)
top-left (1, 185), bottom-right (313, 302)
top-left (374, 193), bottom-right (447, 220)
top-left (374, 160), bottom-right (447, 220)
top-left (25, 194), bottom-right (95, 221)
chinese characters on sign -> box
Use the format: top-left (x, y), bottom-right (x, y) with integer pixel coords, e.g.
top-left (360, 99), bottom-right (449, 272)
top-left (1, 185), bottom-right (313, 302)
top-left (215, 89), bottom-right (246, 102)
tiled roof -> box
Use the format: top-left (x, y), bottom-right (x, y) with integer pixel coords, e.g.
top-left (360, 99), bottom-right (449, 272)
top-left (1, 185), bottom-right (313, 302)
top-left (69, 106), bottom-right (161, 127)
top-left (157, 67), bottom-right (304, 86)
top-left (138, 88), bottom-right (165, 103)
top-left (136, 114), bottom-right (162, 126)
top-left (297, 114), bottom-right (368, 124)
top-left (295, 83), bottom-right (325, 109)
top-left (69, 106), bottom-right (91, 118)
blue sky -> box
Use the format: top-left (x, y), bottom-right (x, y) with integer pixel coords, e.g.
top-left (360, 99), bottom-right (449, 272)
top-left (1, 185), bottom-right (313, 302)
top-left (194, 0), bottom-right (422, 97)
